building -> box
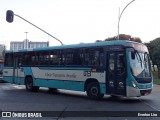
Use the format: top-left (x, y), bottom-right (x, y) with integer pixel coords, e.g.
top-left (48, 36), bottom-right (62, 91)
top-left (10, 39), bottom-right (49, 50)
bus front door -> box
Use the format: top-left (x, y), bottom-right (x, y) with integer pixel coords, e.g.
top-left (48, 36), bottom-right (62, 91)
top-left (106, 52), bottom-right (126, 96)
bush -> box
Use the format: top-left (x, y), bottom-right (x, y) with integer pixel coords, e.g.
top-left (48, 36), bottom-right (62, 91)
top-left (152, 71), bottom-right (160, 85)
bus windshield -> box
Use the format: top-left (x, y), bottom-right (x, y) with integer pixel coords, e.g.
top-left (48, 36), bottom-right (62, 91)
top-left (129, 50), bottom-right (151, 78)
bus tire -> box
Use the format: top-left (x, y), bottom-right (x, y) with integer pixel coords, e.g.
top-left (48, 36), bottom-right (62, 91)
top-left (25, 77), bottom-right (39, 92)
top-left (86, 82), bottom-right (104, 100)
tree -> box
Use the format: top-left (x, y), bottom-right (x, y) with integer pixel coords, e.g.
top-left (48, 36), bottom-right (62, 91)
top-left (105, 34), bottom-right (142, 43)
top-left (146, 38), bottom-right (160, 78)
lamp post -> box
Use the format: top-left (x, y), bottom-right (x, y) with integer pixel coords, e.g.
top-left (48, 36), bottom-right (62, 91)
top-left (25, 32), bottom-right (28, 40)
top-left (117, 0), bottom-right (135, 40)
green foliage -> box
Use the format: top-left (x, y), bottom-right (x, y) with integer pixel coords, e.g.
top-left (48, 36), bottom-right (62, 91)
top-left (153, 71), bottom-right (160, 85)
top-left (105, 34), bottom-right (142, 43)
top-left (146, 38), bottom-right (160, 66)
top-left (146, 38), bottom-right (160, 78)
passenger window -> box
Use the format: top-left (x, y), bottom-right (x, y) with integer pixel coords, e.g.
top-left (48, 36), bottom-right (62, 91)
top-left (50, 50), bottom-right (62, 65)
top-left (4, 53), bottom-right (14, 67)
top-left (23, 52), bottom-right (36, 66)
top-left (35, 51), bottom-right (49, 65)
top-left (84, 48), bottom-right (104, 66)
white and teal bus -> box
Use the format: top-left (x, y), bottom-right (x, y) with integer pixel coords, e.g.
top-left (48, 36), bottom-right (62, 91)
top-left (3, 40), bottom-right (153, 99)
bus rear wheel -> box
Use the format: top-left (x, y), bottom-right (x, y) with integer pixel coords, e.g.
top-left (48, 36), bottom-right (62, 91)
top-left (25, 77), bottom-right (39, 92)
top-left (86, 82), bottom-right (104, 100)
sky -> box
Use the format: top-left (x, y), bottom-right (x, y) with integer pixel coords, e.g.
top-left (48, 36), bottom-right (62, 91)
top-left (0, 0), bottom-right (160, 49)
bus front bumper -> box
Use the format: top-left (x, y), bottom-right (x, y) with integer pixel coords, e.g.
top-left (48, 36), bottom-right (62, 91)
top-left (126, 86), bottom-right (152, 97)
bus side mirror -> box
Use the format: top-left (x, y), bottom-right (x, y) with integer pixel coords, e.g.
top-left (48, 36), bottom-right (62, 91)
top-left (6, 10), bottom-right (14, 23)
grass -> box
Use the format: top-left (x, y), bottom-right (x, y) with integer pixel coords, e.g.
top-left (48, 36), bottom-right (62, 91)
top-left (152, 71), bottom-right (160, 85)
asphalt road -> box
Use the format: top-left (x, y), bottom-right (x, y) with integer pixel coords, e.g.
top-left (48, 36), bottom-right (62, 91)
top-left (0, 83), bottom-right (160, 120)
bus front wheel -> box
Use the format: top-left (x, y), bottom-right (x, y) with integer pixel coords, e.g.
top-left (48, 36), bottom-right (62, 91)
top-left (86, 82), bottom-right (104, 100)
top-left (25, 77), bottom-right (39, 92)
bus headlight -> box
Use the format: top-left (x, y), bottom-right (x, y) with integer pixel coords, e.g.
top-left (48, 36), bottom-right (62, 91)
top-left (132, 81), bottom-right (138, 88)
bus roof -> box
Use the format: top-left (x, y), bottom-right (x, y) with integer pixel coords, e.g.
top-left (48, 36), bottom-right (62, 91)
top-left (6, 40), bottom-right (147, 53)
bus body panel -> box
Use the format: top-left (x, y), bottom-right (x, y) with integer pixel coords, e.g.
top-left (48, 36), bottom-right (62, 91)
top-left (31, 67), bottom-right (105, 83)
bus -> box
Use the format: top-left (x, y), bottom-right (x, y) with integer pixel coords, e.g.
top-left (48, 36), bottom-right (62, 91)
top-left (3, 40), bottom-right (153, 99)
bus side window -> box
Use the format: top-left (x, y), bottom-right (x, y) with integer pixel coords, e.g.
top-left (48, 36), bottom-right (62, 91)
top-left (65, 49), bottom-right (73, 65)
top-left (22, 52), bottom-right (36, 66)
top-left (4, 53), bottom-right (14, 67)
top-left (95, 49), bottom-right (104, 66)
top-left (84, 48), bottom-right (104, 66)
top-left (61, 51), bottom-right (65, 65)
top-left (50, 50), bottom-right (61, 65)
top-left (35, 51), bottom-right (49, 65)
top-left (84, 49), bottom-right (90, 66)
top-left (72, 49), bottom-right (83, 65)
top-left (23, 54), bottom-right (31, 65)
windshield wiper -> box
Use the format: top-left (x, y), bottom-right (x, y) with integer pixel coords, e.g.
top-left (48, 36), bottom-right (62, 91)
top-left (144, 52), bottom-right (148, 62)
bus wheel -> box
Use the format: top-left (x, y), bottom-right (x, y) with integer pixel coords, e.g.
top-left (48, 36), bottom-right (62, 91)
top-left (86, 82), bottom-right (104, 100)
top-left (25, 77), bottom-right (39, 92)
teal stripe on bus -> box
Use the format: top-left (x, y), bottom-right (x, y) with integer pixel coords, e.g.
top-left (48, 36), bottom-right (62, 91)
top-left (23, 67), bottom-right (33, 76)
top-left (34, 78), bottom-right (84, 91)
top-left (34, 78), bottom-right (106, 94)
top-left (3, 76), bottom-right (13, 83)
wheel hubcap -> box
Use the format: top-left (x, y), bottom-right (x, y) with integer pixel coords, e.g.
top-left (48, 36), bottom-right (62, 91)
top-left (91, 87), bottom-right (98, 96)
